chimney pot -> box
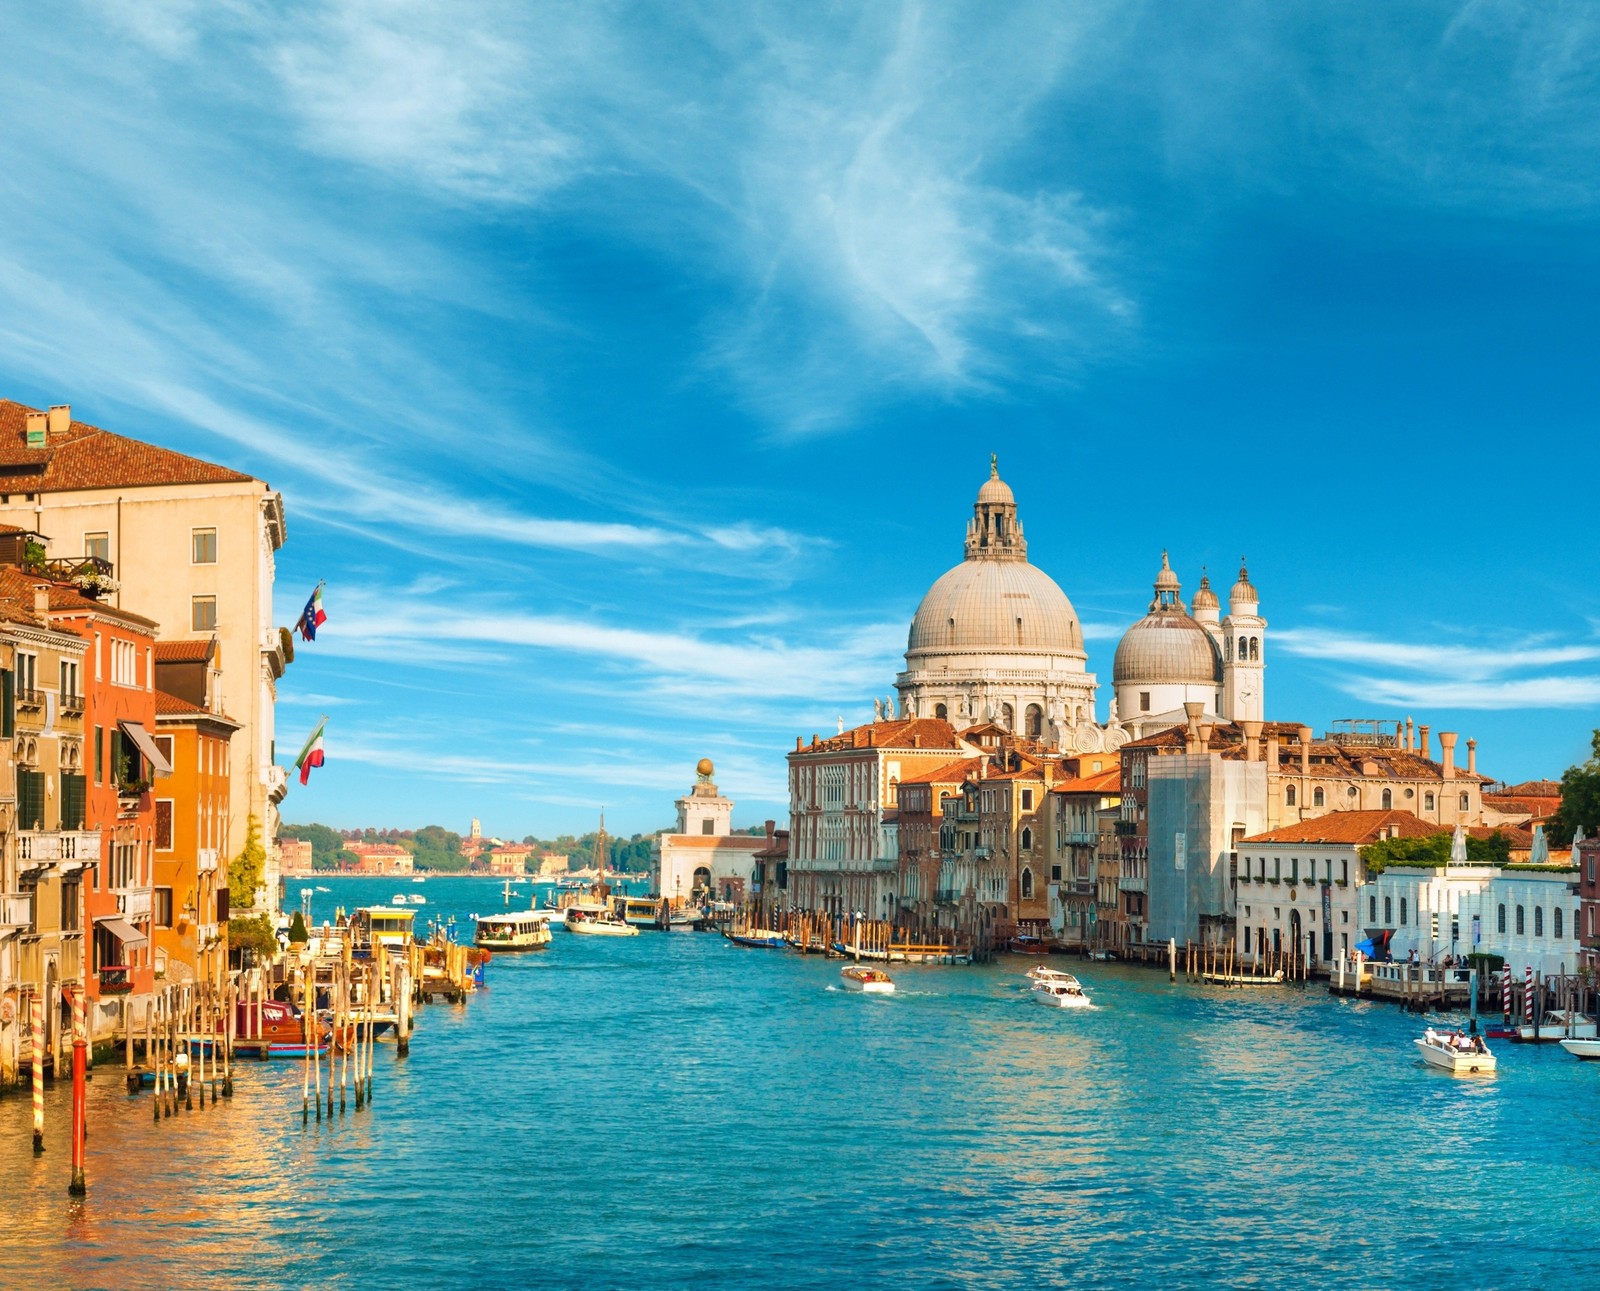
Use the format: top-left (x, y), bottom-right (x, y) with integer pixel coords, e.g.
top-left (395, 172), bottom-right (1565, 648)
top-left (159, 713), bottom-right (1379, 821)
top-left (1467, 738), bottom-right (1477, 776)
top-left (1419, 725), bottom-right (1431, 759)
top-left (47, 404), bottom-right (70, 438)
top-left (24, 411), bottom-right (47, 448)
top-left (33, 587), bottom-right (49, 614)
top-left (1240, 719), bottom-right (1263, 761)
top-left (1440, 731), bottom-right (1458, 780)
top-left (1405, 717), bottom-right (1414, 753)
top-left (1298, 724), bottom-right (1312, 774)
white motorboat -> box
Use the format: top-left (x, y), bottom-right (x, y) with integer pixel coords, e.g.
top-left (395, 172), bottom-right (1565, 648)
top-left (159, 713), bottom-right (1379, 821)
top-left (1559, 1037), bottom-right (1600, 1060)
top-left (840, 965), bottom-right (895, 994)
top-left (564, 904), bottom-right (639, 937)
top-left (474, 912), bottom-right (553, 951)
top-left (412, 876), bottom-right (427, 884)
top-left (1030, 972), bottom-right (1091, 1009)
top-left (1415, 1028), bottom-right (1497, 1074)
top-left (391, 894), bottom-right (409, 906)
top-left (1519, 1011), bottom-right (1598, 1042)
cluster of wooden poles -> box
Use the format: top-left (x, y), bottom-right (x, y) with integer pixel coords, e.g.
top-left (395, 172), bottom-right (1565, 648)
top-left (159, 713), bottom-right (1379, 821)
top-left (133, 981), bottom-right (235, 1120)
top-left (1173, 936), bottom-right (1311, 985)
top-left (299, 959), bottom-right (382, 1123)
top-left (739, 907), bottom-right (976, 962)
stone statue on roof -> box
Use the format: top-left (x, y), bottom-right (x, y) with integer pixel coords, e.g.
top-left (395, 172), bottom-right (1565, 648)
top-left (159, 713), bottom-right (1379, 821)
top-left (873, 697), bottom-right (884, 721)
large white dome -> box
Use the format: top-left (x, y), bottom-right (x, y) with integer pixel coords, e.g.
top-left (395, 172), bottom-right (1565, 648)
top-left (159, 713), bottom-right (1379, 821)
top-left (908, 559), bottom-right (1085, 656)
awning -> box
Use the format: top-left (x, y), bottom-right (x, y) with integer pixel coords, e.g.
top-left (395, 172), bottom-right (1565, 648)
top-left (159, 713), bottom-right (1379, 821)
top-left (119, 721), bottom-right (173, 776)
top-left (95, 915), bottom-right (148, 949)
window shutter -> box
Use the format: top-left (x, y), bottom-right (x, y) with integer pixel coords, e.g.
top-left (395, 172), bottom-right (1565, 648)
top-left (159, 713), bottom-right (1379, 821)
top-left (18, 769), bottom-right (44, 830)
top-left (0, 668), bottom-right (12, 738)
top-left (61, 773), bottom-right (86, 831)
top-left (155, 800), bottom-right (174, 851)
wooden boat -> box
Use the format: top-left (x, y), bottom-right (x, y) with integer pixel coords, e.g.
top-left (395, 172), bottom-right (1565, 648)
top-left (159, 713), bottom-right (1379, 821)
top-left (1031, 974), bottom-right (1091, 1008)
top-left (230, 999), bottom-right (335, 1058)
top-left (1519, 1011), bottom-right (1598, 1042)
top-left (729, 930), bottom-right (787, 948)
top-left (840, 966), bottom-right (895, 994)
top-left (1415, 1028), bottom-right (1496, 1074)
top-left (564, 903), bottom-right (638, 936)
top-left (1202, 970), bottom-right (1285, 986)
top-left (474, 911), bottom-right (553, 951)
top-left (1008, 933), bottom-right (1053, 955)
top-left (1559, 1037), bottom-right (1600, 1060)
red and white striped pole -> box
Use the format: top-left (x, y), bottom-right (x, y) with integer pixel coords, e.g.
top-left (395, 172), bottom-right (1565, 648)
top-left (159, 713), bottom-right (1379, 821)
top-left (31, 993), bottom-right (44, 1154)
top-left (1524, 964), bottom-right (1534, 1027)
top-left (68, 988), bottom-right (87, 1196)
top-left (1502, 966), bottom-right (1511, 1022)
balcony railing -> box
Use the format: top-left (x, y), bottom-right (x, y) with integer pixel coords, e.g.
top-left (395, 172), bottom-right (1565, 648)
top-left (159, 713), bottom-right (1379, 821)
top-left (935, 888), bottom-right (962, 904)
top-left (1114, 820), bottom-right (1139, 837)
top-left (16, 687), bottom-right (41, 709)
top-left (61, 692), bottom-right (85, 715)
top-left (197, 848), bottom-right (220, 874)
top-left (1062, 830), bottom-right (1099, 846)
top-left (98, 965), bottom-right (133, 995)
top-left (1118, 875), bottom-right (1148, 894)
top-left (117, 888), bottom-right (152, 920)
top-left (973, 846), bottom-right (993, 859)
top-left (17, 830), bottom-right (101, 862)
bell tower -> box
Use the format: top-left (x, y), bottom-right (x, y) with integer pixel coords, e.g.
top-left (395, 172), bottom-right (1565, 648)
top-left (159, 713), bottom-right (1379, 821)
top-left (1221, 560), bottom-right (1266, 722)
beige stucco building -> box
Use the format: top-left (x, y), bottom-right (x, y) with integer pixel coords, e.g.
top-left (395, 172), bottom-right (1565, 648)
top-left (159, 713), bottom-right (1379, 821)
top-left (0, 401), bottom-right (287, 914)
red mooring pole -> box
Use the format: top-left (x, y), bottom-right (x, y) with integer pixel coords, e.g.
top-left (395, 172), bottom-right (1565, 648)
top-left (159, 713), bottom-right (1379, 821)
top-left (68, 988), bottom-right (86, 1196)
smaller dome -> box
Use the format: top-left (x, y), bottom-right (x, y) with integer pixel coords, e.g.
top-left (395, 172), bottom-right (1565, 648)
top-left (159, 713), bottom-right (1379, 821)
top-left (1191, 571), bottom-right (1219, 612)
top-left (1231, 560), bottom-right (1258, 606)
top-left (1113, 615), bottom-right (1223, 687)
top-left (977, 455), bottom-right (1014, 506)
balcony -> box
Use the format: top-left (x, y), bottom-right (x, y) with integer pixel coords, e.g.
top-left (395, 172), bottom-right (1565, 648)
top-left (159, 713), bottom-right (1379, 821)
top-left (61, 692), bottom-right (85, 716)
top-left (973, 846), bottom-right (993, 859)
top-left (197, 848), bottom-right (220, 874)
top-left (1114, 820), bottom-right (1139, 837)
top-left (935, 888), bottom-right (962, 904)
top-left (117, 888), bottom-right (152, 920)
top-left (17, 830), bottom-right (101, 863)
top-left (16, 686), bottom-right (42, 710)
top-left (1062, 830), bottom-right (1099, 846)
top-left (1118, 875), bottom-right (1147, 894)
top-left (1, 892), bottom-right (34, 930)
top-left (98, 966), bottom-right (133, 996)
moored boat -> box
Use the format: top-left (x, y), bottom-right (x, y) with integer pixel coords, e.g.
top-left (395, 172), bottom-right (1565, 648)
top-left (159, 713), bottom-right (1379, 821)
top-left (1415, 1028), bottom-right (1497, 1074)
top-left (728, 930), bottom-right (787, 948)
top-left (840, 966), bottom-right (895, 994)
top-left (1559, 1037), bottom-right (1600, 1060)
top-left (475, 911), bottom-right (554, 951)
top-left (1519, 1011), bottom-right (1598, 1042)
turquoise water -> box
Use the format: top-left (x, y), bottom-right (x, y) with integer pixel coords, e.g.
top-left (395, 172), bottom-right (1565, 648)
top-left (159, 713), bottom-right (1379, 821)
top-left (6, 875), bottom-right (1600, 1289)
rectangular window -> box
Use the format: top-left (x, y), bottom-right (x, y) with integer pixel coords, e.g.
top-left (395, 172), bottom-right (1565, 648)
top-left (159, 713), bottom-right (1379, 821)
top-left (60, 880), bottom-right (79, 932)
top-left (1021, 789), bottom-right (1033, 811)
top-left (1290, 858), bottom-right (1299, 883)
top-left (16, 651), bottom-right (37, 701)
top-left (191, 596), bottom-right (217, 631)
top-left (85, 532), bottom-right (109, 562)
top-left (111, 640), bottom-right (137, 686)
top-left (61, 773), bottom-right (86, 831)
top-left (1384, 896), bottom-right (1392, 924)
top-left (1139, 691), bottom-right (1151, 712)
top-left (16, 768), bottom-right (46, 831)
top-left (60, 658), bottom-right (81, 702)
top-left (153, 887), bottom-right (174, 928)
top-left (93, 726), bottom-right (103, 785)
top-left (154, 734), bottom-right (175, 768)
top-left (191, 527), bottom-right (217, 563)
top-left (0, 667), bottom-right (12, 738)
top-left (155, 799), bottom-right (174, 852)
top-left (1340, 859), bottom-right (1349, 884)
top-left (1399, 897), bottom-right (1407, 926)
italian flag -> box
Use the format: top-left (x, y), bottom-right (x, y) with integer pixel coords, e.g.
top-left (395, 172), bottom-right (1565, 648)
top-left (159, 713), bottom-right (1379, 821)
top-left (295, 717), bottom-right (328, 786)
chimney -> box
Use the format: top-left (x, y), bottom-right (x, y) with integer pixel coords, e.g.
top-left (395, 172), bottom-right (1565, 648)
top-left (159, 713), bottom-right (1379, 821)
top-left (33, 587), bottom-right (49, 615)
top-left (1183, 701), bottom-right (1205, 754)
top-left (1265, 728), bottom-right (1279, 773)
top-left (1467, 738), bottom-right (1477, 776)
top-left (1240, 719), bottom-right (1263, 761)
top-left (24, 411), bottom-right (47, 448)
top-left (1439, 731), bottom-right (1457, 780)
top-left (765, 819), bottom-right (775, 842)
top-left (1405, 717), bottom-right (1414, 753)
top-left (796, 736), bottom-right (803, 752)
top-left (1298, 725), bottom-right (1312, 774)
top-left (1419, 725), bottom-right (1431, 759)
top-left (47, 404), bottom-right (71, 438)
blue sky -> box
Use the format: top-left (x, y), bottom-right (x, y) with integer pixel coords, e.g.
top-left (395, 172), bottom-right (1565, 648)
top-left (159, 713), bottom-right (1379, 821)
top-left (2, 3), bottom-right (1598, 837)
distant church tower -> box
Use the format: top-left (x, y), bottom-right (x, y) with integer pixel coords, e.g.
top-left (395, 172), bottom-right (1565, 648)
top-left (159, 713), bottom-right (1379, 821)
top-left (677, 758), bottom-right (732, 837)
top-left (1221, 561), bottom-right (1266, 722)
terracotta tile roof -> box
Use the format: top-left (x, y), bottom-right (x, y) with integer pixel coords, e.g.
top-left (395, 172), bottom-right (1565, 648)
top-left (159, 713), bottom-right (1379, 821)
top-left (154, 691), bottom-right (206, 715)
top-left (42, 582), bottom-right (158, 628)
top-left (1493, 779), bottom-right (1562, 798)
top-left (155, 638), bottom-right (215, 663)
top-left (659, 835), bottom-right (766, 848)
top-left (0, 566), bottom-right (45, 626)
top-left (1242, 810), bottom-right (1440, 846)
top-left (898, 757), bottom-right (984, 786)
top-left (0, 399), bottom-right (256, 493)
top-left (797, 717), bottom-right (967, 754)
top-left (1467, 824), bottom-right (1536, 849)
top-left (1053, 767), bottom-right (1122, 795)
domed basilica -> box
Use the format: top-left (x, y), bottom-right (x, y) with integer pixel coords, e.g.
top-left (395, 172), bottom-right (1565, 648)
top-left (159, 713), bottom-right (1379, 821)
top-left (894, 459), bottom-right (1266, 750)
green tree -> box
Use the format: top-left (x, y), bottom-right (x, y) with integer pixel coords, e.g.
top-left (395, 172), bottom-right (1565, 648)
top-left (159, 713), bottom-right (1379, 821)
top-left (1361, 828), bottom-right (1515, 875)
top-left (227, 913), bottom-right (276, 961)
top-left (1550, 729), bottom-right (1600, 846)
top-left (229, 814), bottom-right (266, 911)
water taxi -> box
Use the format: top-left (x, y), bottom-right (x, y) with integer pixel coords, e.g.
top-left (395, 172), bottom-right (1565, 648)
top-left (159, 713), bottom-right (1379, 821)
top-left (612, 894), bottom-right (667, 929)
top-left (840, 966), bottom-right (895, 994)
top-left (1028, 968), bottom-right (1091, 1008)
top-left (474, 912), bottom-right (554, 951)
top-left (1559, 1037), bottom-right (1600, 1060)
top-left (1415, 1028), bottom-right (1496, 1074)
top-left (564, 903), bottom-right (639, 936)
top-left (350, 906), bottom-right (416, 957)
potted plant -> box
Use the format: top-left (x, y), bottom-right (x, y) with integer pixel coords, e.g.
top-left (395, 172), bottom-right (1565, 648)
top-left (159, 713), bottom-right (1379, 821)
top-left (72, 568), bottom-right (119, 599)
top-left (287, 909), bottom-right (309, 949)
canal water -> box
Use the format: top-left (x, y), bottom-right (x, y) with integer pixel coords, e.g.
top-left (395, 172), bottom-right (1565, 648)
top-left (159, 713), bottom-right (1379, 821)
top-left (6, 875), bottom-right (1600, 1289)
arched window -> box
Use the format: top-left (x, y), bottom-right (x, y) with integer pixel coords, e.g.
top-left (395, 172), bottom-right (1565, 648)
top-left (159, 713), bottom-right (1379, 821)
top-left (1237, 635), bottom-right (1247, 660)
top-left (1384, 896), bottom-right (1392, 924)
top-left (1459, 792), bottom-right (1469, 810)
top-left (1381, 789), bottom-right (1393, 810)
top-left (1498, 903), bottom-right (1506, 934)
top-left (1021, 868), bottom-right (1034, 899)
top-left (935, 703), bottom-right (948, 721)
top-left (1313, 787), bottom-right (1325, 807)
top-left (1370, 896), bottom-right (1377, 922)
top-left (1001, 703), bottom-right (1015, 731)
top-left (1225, 636), bottom-right (1233, 661)
top-left (1516, 905), bottom-right (1525, 935)
top-left (1424, 792), bottom-right (1435, 811)
top-left (692, 866), bottom-right (712, 891)
top-left (1535, 907), bottom-right (1544, 937)
top-left (1554, 907), bottom-right (1563, 939)
top-left (1020, 827), bottom-right (1033, 852)
top-left (1285, 785), bottom-right (1296, 806)
top-left (1250, 637), bottom-right (1260, 660)
top-left (1025, 704), bottom-right (1043, 738)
